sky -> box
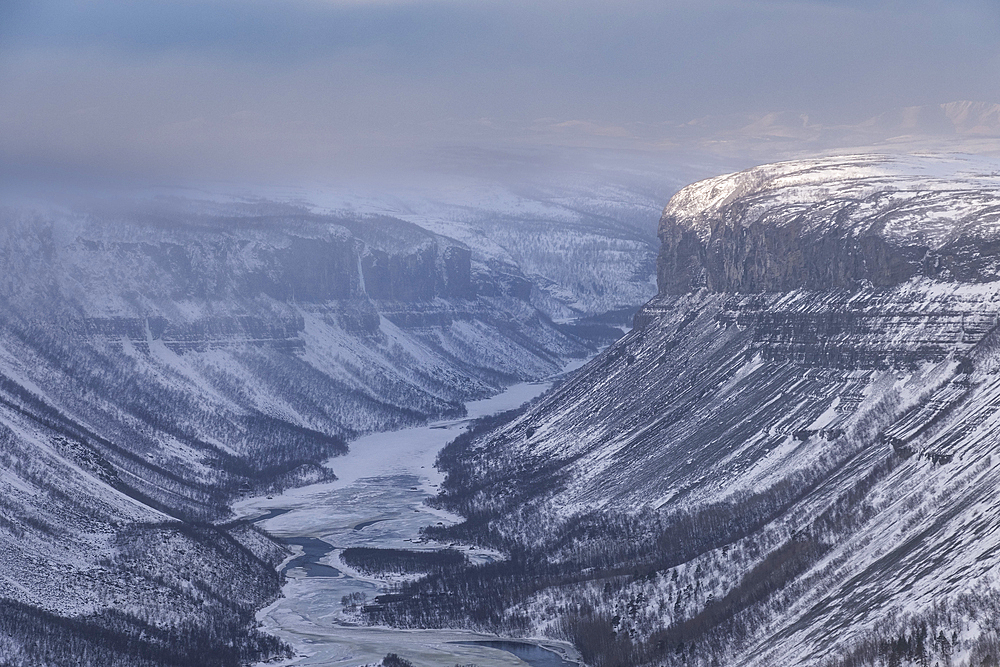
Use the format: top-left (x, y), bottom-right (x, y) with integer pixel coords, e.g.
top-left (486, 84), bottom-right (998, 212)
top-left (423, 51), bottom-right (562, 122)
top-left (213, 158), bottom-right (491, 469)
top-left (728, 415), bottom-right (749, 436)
top-left (1, 0), bottom-right (999, 187)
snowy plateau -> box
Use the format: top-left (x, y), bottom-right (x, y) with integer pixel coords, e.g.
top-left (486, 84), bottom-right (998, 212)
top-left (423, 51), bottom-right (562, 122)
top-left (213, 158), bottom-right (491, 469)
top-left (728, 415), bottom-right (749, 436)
top-left (0, 171), bottom-right (676, 666)
top-left (378, 154), bottom-right (1000, 667)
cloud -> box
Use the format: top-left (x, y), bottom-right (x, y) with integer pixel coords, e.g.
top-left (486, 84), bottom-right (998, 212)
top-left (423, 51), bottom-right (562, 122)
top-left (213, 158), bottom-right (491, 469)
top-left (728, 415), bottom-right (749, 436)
top-left (1, 0), bottom-right (999, 185)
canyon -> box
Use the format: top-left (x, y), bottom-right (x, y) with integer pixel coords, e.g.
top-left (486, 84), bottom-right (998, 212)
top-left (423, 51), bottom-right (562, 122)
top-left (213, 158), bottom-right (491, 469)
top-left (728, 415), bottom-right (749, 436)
top-left (0, 174), bottom-right (667, 666)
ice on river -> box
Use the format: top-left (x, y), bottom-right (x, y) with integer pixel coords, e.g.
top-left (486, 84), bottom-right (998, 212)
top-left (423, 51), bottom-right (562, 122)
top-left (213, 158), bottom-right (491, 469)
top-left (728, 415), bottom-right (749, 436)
top-left (234, 372), bottom-right (586, 667)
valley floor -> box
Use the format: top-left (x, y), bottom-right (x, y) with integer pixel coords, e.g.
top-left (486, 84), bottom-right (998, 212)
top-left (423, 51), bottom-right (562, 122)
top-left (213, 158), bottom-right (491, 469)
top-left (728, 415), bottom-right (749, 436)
top-left (234, 371), bottom-right (587, 667)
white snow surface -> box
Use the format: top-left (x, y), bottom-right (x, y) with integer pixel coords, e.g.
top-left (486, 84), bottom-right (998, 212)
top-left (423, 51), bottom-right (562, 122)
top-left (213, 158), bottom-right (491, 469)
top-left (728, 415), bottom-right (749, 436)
top-left (663, 153), bottom-right (1000, 244)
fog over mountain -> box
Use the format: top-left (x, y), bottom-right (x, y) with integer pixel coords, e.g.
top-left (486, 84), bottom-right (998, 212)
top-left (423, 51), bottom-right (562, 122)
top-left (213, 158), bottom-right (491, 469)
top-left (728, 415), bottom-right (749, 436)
top-left (3, 0), bottom-right (1000, 186)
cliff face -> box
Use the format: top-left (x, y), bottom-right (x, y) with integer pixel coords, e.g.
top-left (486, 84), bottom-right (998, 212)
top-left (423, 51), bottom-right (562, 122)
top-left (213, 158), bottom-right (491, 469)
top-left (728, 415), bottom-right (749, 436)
top-left (29, 211), bottom-right (476, 308)
top-left (411, 155), bottom-right (1000, 667)
top-left (0, 201), bottom-right (596, 512)
top-left (0, 197), bottom-right (617, 666)
top-left (0, 169), bottom-right (675, 665)
top-left (657, 154), bottom-right (1000, 293)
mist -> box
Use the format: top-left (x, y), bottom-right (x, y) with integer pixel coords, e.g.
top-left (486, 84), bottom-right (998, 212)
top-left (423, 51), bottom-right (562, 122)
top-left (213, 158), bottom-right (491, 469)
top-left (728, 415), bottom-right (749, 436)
top-left (2, 0), bottom-right (999, 188)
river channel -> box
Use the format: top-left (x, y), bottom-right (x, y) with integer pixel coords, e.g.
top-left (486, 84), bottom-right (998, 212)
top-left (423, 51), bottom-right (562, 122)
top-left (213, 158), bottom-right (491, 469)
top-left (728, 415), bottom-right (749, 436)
top-left (233, 364), bottom-right (586, 667)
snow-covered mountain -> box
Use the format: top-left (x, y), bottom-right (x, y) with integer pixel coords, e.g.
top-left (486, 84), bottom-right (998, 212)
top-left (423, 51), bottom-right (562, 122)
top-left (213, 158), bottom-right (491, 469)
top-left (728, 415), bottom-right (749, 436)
top-left (237, 165), bottom-right (686, 322)
top-left (388, 154), bottom-right (1000, 667)
top-left (0, 172), bottom-right (678, 665)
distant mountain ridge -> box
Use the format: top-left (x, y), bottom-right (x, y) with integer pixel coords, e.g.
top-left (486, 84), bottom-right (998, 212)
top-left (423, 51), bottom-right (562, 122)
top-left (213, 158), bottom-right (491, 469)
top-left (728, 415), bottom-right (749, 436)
top-left (650, 102), bottom-right (1000, 161)
top-left (863, 101), bottom-right (1000, 137)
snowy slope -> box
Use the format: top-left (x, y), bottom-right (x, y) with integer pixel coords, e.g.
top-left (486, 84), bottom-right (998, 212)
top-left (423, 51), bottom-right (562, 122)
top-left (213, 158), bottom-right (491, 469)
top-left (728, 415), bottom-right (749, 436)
top-left (224, 169), bottom-right (680, 322)
top-left (0, 168), bottom-right (680, 665)
top-left (401, 154), bottom-right (1000, 667)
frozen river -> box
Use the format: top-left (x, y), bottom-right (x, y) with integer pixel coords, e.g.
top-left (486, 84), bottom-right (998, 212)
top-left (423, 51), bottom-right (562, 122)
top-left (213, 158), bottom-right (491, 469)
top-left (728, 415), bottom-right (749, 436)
top-left (234, 364), bottom-right (587, 667)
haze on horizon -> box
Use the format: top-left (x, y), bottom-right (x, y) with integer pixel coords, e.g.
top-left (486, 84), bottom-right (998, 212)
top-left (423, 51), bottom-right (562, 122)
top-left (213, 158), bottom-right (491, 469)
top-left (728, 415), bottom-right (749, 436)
top-left (1, 0), bottom-right (999, 189)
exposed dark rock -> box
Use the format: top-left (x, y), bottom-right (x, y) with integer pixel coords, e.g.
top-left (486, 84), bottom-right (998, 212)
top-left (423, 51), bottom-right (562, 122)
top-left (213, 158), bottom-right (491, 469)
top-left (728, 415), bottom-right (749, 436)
top-left (657, 155), bottom-right (1000, 293)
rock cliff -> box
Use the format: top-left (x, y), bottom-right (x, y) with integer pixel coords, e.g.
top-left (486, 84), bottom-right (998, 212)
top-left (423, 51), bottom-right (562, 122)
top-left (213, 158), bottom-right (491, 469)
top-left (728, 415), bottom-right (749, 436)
top-left (405, 154), bottom-right (1000, 667)
top-left (657, 154), bottom-right (1000, 293)
top-left (0, 193), bottom-right (637, 665)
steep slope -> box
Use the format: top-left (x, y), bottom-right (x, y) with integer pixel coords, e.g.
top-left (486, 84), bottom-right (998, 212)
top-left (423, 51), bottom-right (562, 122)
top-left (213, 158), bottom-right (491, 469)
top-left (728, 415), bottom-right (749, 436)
top-left (262, 167), bottom-right (679, 324)
top-left (0, 191), bottom-right (638, 665)
top-left (387, 154), bottom-right (1000, 667)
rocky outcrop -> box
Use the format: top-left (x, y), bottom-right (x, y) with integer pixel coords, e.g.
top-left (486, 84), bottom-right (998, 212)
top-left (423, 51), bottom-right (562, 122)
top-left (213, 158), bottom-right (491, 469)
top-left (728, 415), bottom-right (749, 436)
top-left (657, 154), bottom-right (1000, 293)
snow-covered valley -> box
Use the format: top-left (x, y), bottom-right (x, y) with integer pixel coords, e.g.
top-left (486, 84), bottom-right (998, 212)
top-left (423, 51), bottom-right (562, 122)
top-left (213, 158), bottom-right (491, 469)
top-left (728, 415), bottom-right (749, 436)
top-left (13, 153), bottom-right (1000, 667)
top-left (0, 170), bottom-right (673, 666)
